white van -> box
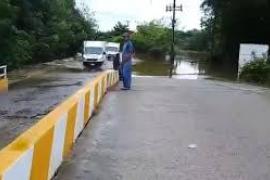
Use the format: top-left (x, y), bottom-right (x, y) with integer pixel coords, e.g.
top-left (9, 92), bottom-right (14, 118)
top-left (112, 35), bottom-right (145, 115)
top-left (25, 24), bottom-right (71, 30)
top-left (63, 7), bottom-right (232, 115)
top-left (106, 42), bottom-right (120, 61)
top-left (83, 41), bottom-right (107, 67)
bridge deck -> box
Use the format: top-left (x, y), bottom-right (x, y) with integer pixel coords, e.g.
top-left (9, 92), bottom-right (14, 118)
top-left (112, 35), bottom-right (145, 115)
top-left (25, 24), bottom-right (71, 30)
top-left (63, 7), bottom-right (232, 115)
top-left (55, 77), bottom-right (270, 180)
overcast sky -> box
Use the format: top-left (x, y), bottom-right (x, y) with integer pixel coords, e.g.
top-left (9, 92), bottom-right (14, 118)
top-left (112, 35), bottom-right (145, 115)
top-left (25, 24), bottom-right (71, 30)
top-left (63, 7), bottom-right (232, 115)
top-left (76, 0), bottom-right (203, 31)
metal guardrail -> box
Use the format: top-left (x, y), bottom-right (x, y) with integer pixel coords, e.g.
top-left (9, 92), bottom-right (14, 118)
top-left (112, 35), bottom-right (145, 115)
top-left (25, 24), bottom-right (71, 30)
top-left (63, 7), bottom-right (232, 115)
top-left (0, 65), bottom-right (7, 79)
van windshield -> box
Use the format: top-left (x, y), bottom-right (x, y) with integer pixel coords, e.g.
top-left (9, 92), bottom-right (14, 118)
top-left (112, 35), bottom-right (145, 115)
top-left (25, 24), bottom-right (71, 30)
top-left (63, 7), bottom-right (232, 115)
top-left (85, 47), bottom-right (103, 54)
top-left (106, 47), bottom-right (119, 52)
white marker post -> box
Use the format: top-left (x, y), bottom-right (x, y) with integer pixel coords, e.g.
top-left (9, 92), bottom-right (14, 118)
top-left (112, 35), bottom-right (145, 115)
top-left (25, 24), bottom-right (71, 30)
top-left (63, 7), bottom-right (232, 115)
top-left (0, 65), bottom-right (7, 79)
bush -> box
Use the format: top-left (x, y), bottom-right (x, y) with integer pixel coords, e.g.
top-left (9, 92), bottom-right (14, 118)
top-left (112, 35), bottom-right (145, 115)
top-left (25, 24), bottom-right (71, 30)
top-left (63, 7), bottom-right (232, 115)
top-left (239, 59), bottom-right (270, 84)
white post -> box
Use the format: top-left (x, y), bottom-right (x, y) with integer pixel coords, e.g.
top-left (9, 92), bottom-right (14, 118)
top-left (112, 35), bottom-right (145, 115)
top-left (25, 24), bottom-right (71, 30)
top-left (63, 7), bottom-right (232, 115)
top-left (0, 65), bottom-right (7, 79)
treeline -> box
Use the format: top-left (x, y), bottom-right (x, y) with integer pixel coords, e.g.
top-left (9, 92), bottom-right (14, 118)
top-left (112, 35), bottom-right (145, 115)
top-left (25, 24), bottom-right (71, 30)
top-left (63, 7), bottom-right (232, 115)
top-left (201, 0), bottom-right (270, 63)
top-left (175, 29), bottom-right (209, 52)
top-left (97, 21), bottom-right (130, 43)
top-left (132, 21), bottom-right (170, 56)
top-left (99, 21), bottom-right (209, 56)
top-left (133, 21), bottom-right (209, 56)
top-left (0, 0), bottom-right (96, 68)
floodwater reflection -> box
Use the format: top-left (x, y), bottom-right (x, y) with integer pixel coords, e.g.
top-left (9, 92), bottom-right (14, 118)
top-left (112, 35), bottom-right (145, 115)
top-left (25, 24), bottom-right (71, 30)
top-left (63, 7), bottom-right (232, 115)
top-left (134, 53), bottom-right (238, 80)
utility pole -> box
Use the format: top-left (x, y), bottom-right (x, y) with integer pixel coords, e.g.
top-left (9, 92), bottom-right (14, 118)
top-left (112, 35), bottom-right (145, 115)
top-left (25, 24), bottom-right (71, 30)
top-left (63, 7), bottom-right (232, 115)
top-left (166, 1), bottom-right (183, 78)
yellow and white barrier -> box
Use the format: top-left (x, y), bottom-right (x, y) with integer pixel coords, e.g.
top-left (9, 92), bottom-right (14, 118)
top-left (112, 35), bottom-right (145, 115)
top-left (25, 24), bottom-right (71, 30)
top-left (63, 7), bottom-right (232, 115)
top-left (0, 70), bottom-right (119, 180)
top-left (0, 66), bottom-right (8, 92)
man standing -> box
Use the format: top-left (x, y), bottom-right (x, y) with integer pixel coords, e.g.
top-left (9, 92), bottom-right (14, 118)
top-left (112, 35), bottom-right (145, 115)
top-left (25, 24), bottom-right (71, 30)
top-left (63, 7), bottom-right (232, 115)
top-left (121, 32), bottom-right (135, 90)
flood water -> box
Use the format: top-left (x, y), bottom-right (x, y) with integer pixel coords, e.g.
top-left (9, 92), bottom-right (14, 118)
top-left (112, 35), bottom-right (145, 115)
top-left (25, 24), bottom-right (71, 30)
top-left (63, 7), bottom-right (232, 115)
top-left (134, 53), bottom-right (238, 80)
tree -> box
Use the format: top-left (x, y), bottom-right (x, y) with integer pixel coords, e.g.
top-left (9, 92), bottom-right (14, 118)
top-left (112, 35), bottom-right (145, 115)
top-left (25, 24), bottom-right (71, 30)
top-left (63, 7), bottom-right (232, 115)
top-left (0, 0), bottom-right (96, 68)
top-left (201, 0), bottom-right (270, 62)
top-left (97, 21), bottom-right (130, 43)
top-left (132, 20), bottom-right (170, 56)
top-left (112, 21), bottom-right (130, 36)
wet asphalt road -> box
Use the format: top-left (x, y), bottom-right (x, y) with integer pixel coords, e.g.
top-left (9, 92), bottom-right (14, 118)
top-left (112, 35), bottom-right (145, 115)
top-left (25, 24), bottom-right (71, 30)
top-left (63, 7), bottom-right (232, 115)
top-left (55, 77), bottom-right (270, 180)
top-left (0, 58), bottom-right (113, 149)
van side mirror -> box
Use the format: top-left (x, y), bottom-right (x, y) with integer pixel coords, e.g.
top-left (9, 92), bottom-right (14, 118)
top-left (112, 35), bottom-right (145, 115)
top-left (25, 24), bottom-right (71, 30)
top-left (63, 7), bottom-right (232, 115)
top-left (103, 52), bottom-right (106, 55)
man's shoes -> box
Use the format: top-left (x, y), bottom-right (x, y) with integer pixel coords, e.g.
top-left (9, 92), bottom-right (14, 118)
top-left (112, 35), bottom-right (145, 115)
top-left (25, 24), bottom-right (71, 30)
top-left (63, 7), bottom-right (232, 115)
top-left (121, 87), bottom-right (130, 91)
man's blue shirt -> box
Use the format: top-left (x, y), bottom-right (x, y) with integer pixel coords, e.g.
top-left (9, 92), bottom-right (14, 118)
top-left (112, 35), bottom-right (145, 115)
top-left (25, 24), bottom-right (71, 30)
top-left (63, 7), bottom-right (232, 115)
top-left (122, 40), bottom-right (134, 62)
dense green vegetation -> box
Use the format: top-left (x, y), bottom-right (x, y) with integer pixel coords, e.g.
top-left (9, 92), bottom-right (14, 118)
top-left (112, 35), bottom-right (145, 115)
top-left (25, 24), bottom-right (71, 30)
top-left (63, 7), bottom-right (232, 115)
top-left (240, 59), bottom-right (270, 85)
top-left (132, 21), bottom-right (170, 56)
top-left (201, 0), bottom-right (270, 63)
top-left (0, 0), bottom-right (96, 69)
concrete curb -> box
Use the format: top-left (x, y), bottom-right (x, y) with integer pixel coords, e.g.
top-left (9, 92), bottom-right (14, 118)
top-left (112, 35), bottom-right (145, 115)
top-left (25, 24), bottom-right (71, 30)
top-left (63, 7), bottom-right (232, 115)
top-left (0, 70), bottom-right (119, 180)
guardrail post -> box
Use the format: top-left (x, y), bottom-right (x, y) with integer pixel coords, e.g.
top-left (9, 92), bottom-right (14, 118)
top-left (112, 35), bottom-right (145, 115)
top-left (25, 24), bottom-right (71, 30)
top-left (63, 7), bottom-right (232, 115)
top-left (3, 65), bottom-right (7, 79)
top-left (0, 65), bottom-right (8, 92)
top-left (0, 65), bottom-right (7, 79)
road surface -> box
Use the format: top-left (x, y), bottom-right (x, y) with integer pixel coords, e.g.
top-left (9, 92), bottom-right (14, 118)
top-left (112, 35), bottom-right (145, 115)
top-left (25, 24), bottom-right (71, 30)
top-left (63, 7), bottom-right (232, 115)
top-left (0, 58), bottom-right (113, 149)
top-left (55, 77), bottom-right (270, 180)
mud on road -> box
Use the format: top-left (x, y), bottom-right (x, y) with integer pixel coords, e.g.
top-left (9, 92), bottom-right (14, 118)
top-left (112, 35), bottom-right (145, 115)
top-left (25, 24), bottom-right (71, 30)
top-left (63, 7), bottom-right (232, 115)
top-left (0, 58), bottom-right (113, 149)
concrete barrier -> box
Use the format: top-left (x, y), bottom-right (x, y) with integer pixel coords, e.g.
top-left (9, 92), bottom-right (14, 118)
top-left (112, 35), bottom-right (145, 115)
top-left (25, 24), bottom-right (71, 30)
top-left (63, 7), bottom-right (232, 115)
top-left (0, 70), bottom-right (119, 180)
top-left (0, 66), bottom-right (8, 92)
